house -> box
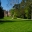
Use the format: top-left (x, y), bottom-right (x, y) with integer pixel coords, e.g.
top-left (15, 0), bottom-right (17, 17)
top-left (4, 10), bottom-right (11, 17)
top-left (7, 11), bottom-right (11, 16)
top-left (4, 10), bottom-right (7, 17)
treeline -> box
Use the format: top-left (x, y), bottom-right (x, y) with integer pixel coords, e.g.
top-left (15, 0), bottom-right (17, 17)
top-left (0, 2), bottom-right (4, 19)
top-left (9, 0), bottom-right (32, 19)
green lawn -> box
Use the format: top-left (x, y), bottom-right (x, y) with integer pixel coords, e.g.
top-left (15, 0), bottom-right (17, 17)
top-left (4, 17), bottom-right (12, 20)
top-left (0, 19), bottom-right (32, 32)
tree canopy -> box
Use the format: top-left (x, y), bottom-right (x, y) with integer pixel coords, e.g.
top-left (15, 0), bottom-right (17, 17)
top-left (9, 0), bottom-right (32, 19)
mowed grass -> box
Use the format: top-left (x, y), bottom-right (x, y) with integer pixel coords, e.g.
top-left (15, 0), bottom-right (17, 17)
top-left (4, 17), bottom-right (12, 20)
top-left (0, 19), bottom-right (32, 32)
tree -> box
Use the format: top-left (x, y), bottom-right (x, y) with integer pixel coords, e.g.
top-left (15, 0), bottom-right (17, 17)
top-left (9, 9), bottom-right (15, 17)
top-left (7, 0), bottom-right (32, 19)
top-left (0, 1), bottom-right (4, 19)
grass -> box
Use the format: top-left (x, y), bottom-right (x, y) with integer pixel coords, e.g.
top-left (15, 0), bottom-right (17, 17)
top-left (0, 17), bottom-right (32, 32)
top-left (0, 19), bottom-right (32, 32)
top-left (4, 17), bottom-right (12, 20)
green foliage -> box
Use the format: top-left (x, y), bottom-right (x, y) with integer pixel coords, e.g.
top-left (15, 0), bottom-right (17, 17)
top-left (27, 5), bottom-right (31, 19)
top-left (9, 0), bottom-right (32, 19)
top-left (9, 9), bottom-right (15, 17)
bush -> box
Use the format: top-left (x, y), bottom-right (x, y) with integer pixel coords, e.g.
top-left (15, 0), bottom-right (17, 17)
top-left (14, 17), bottom-right (17, 19)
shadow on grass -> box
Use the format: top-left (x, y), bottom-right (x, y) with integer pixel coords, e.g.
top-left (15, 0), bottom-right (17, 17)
top-left (0, 19), bottom-right (32, 24)
top-left (0, 20), bottom-right (15, 24)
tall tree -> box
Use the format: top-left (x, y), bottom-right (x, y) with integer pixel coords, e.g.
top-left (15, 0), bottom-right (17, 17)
top-left (0, 0), bottom-right (4, 19)
top-left (8, 0), bottom-right (32, 19)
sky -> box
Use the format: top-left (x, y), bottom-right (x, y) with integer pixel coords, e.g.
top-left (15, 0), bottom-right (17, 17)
top-left (1, 0), bottom-right (22, 11)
